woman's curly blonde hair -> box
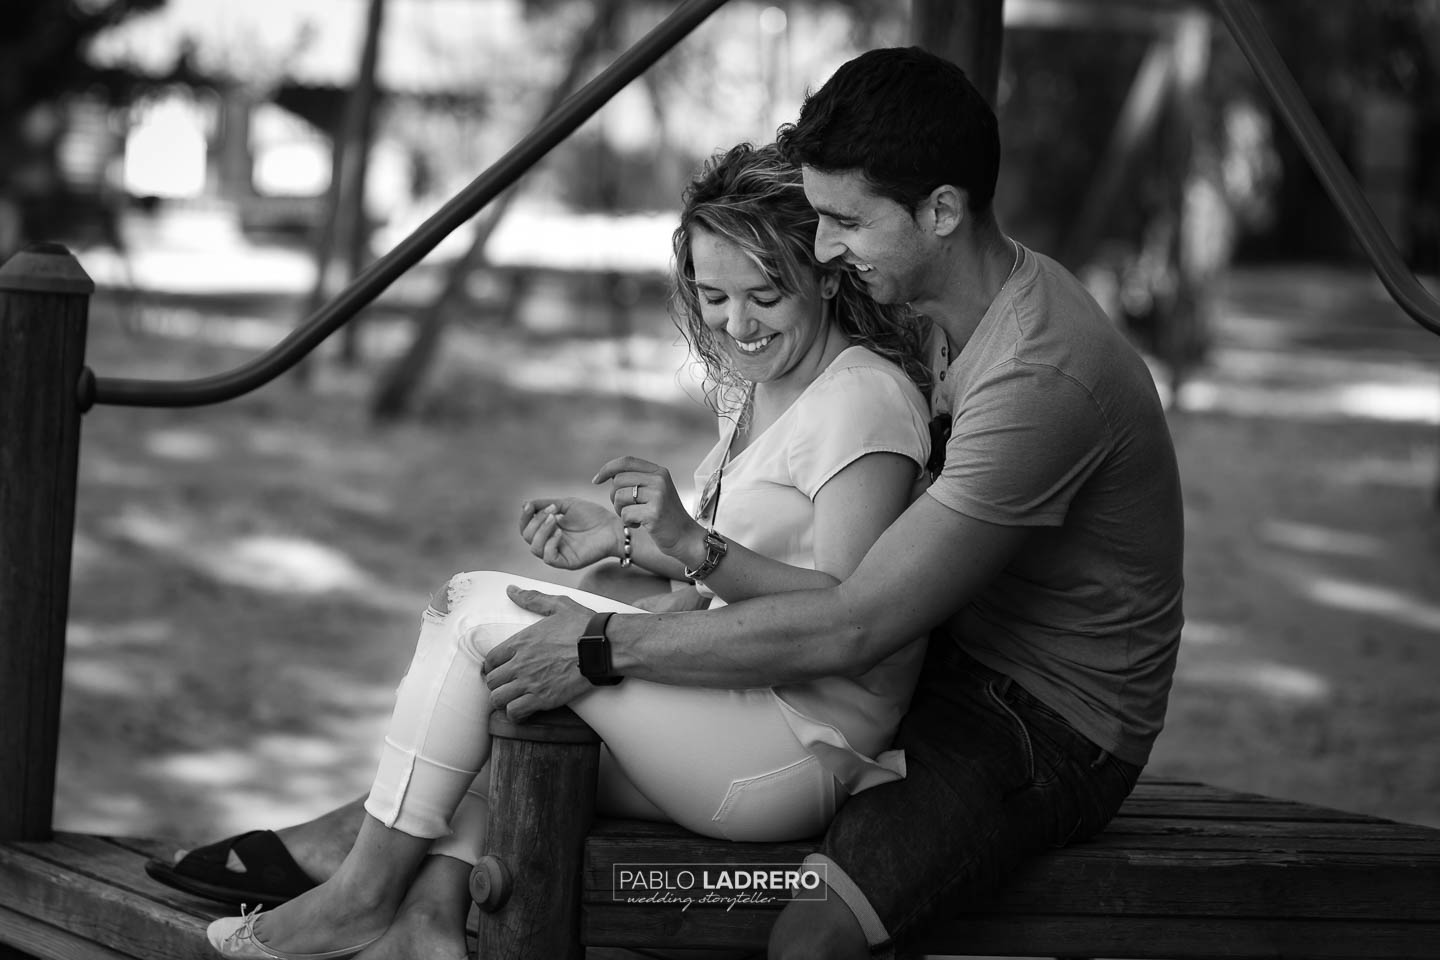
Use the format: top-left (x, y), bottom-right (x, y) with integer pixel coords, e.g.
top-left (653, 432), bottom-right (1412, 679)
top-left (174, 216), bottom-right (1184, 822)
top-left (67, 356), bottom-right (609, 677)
top-left (671, 142), bottom-right (932, 419)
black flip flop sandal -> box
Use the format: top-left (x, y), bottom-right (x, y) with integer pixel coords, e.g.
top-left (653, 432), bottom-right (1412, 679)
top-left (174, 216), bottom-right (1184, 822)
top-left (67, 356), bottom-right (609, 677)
top-left (144, 829), bottom-right (319, 908)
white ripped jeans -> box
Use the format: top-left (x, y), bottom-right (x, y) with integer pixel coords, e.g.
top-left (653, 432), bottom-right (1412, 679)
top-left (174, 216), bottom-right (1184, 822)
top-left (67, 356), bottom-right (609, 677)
top-left (365, 571), bottom-right (839, 864)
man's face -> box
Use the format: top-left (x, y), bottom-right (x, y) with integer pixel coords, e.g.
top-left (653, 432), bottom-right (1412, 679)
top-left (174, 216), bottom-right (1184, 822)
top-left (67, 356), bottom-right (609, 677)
top-left (800, 165), bottom-right (934, 307)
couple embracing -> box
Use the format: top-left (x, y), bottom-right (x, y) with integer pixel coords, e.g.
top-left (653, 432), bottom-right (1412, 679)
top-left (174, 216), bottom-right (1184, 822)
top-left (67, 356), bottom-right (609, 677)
top-left (151, 46), bottom-right (1183, 960)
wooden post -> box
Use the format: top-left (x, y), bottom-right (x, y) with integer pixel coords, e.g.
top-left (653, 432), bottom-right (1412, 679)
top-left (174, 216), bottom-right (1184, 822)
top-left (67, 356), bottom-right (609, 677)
top-left (912, 0), bottom-right (1006, 108)
top-left (473, 708), bottom-right (600, 960)
top-left (0, 243), bottom-right (93, 842)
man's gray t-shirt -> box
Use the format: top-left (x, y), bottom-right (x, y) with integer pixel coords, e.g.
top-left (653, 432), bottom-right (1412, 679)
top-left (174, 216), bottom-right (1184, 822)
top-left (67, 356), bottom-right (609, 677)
top-left (927, 244), bottom-right (1184, 767)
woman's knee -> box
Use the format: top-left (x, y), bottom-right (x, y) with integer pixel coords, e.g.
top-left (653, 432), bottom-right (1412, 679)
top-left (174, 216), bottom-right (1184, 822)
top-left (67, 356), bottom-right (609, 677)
top-left (430, 570), bottom-right (510, 615)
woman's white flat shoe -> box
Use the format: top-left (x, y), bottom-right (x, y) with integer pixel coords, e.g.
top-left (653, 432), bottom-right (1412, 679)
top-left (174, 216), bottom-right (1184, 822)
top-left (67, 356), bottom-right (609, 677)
top-left (207, 905), bottom-right (379, 959)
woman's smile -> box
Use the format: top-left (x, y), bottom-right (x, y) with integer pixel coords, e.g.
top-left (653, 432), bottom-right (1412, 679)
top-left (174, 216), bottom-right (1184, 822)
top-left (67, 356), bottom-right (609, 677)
top-left (732, 333), bottom-right (778, 355)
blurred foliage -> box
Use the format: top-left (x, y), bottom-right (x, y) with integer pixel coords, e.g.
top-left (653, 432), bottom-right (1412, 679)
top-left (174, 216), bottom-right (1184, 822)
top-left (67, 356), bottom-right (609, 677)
top-left (4, 0), bottom-right (1436, 269)
top-left (0, 0), bottom-right (170, 260)
top-left (996, 0), bottom-right (1437, 267)
top-left (1222, 0), bottom-right (1439, 261)
top-left (1, 0), bottom-right (166, 117)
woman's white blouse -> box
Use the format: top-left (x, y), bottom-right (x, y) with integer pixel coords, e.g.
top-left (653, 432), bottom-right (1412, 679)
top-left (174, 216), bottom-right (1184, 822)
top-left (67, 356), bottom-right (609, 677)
top-left (690, 346), bottom-right (932, 793)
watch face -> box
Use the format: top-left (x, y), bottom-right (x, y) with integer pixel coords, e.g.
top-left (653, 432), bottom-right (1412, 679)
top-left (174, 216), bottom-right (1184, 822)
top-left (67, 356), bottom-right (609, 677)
top-left (577, 636), bottom-right (611, 677)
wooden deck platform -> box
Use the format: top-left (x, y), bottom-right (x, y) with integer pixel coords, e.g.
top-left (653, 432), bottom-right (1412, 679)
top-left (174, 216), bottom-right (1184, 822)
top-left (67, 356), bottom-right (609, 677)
top-left (0, 835), bottom-right (214, 960)
top-left (580, 778), bottom-right (1440, 958)
top-left (2, 778), bottom-right (1437, 959)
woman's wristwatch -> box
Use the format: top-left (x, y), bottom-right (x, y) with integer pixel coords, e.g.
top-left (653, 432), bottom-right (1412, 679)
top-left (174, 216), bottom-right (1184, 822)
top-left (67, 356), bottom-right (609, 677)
top-left (683, 530), bottom-right (728, 582)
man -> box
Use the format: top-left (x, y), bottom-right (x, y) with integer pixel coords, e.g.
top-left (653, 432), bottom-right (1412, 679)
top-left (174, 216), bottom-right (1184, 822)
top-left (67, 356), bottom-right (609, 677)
top-left (489, 46), bottom-right (1184, 959)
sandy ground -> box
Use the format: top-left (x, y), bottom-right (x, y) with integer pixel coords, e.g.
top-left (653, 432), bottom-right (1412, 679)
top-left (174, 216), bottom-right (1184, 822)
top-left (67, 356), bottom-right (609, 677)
top-left (46, 258), bottom-right (1440, 853)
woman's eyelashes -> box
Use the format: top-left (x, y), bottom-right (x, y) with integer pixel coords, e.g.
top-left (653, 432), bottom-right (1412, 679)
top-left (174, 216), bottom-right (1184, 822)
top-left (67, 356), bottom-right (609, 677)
top-left (700, 292), bottom-right (783, 308)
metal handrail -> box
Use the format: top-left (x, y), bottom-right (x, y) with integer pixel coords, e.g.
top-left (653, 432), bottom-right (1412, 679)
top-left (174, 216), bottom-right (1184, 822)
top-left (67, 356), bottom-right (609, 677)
top-left (1212, 0), bottom-right (1440, 338)
top-left (84, 0), bottom-right (730, 409)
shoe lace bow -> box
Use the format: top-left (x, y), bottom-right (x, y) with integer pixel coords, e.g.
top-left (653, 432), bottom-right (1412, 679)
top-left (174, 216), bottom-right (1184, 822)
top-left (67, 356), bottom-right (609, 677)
top-left (227, 903), bottom-right (264, 948)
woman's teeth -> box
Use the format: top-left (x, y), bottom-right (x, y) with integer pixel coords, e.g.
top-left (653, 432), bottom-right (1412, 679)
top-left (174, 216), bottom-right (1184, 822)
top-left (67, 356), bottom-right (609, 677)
top-left (734, 334), bottom-right (776, 354)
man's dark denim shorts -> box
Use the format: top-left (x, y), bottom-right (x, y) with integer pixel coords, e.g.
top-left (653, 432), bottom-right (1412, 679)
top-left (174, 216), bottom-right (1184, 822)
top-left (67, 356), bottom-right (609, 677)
top-left (811, 642), bottom-right (1142, 954)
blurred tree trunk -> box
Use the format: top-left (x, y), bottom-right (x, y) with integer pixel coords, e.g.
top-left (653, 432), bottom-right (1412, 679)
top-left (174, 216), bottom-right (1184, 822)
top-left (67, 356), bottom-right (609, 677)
top-left (369, 0), bottom-right (622, 422)
top-left (912, 0), bottom-right (1005, 107)
top-left (295, 0), bottom-right (385, 386)
top-left (1156, 9), bottom-right (1215, 408)
top-left (1060, 36), bottom-right (1174, 267)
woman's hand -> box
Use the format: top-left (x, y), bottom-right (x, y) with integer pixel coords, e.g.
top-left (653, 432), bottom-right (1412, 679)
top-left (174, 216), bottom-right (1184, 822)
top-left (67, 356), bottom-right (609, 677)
top-left (593, 456), bottom-right (706, 561)
top-left (519, 498), bottom-right (621, 570)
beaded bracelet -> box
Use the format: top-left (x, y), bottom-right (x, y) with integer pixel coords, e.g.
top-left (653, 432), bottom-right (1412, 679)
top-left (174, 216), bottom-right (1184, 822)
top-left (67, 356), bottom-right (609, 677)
top-left (620, 527), bottom-right (633, 567)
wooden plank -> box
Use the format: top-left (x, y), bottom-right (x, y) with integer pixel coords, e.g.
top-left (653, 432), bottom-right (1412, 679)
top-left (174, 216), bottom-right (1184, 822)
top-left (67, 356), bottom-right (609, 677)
top-left (1081, 831), bottom-right (1440, 856)
top-left (0, 841), bottom-right (210, 960)
top-left (1100, 814), bottom-right (1440, 839)
top-left (585, 837), bottom-right (1440, 921)
top-left (588, 820), bottom-right (1440, 860)
top-left (583, 903), bottom-right (1439, 959)
top-left (0, 903), bottom-right (127, 960)
top-left (1112, 797), bottom-right (1381, 821)
top-left (924, 914), bottom-right (1440, 960)
top-left (35, 835), bottom-right (228, 919)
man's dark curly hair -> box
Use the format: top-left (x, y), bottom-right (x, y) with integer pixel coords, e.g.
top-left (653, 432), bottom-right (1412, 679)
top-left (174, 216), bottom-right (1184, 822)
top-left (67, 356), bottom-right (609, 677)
top-left (777, 46), bottom-right (1000, 216)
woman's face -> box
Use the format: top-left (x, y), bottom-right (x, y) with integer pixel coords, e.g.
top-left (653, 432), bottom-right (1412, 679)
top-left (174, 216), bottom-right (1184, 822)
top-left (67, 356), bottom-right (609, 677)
top-left (690, 227), bottom-right (832, 391)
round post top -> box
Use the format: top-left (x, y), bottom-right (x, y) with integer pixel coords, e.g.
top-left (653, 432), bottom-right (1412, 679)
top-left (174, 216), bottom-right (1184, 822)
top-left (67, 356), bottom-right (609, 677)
top-left (488, 707), bottom-right (600, 744)
top-left (0, 243), bottom-right (95, 295)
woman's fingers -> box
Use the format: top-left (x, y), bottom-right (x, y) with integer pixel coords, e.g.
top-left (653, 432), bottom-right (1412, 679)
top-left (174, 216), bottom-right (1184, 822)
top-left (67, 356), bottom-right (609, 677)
top-left (592, 456), bottom-right (662, 485)
top-left (520, 500), bottom-right (556, 540)
top-left (527, 509), bottom-right (562, 559)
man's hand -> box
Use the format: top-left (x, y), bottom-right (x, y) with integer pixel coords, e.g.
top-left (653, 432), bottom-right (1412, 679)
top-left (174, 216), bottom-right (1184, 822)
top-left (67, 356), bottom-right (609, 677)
top-left (484, 586), bottom-right (596, 719)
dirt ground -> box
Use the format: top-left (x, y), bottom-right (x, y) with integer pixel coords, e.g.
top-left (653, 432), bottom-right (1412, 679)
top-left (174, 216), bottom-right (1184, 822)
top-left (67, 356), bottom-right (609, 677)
top-left (49, 260), bottom-right (1440, 850)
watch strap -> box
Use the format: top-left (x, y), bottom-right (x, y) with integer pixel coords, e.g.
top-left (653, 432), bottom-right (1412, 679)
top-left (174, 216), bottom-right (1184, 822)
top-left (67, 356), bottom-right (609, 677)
top-left (577, 611), bottom-right (622, 685)
top-left (683, 530), bottom-right (729, 582)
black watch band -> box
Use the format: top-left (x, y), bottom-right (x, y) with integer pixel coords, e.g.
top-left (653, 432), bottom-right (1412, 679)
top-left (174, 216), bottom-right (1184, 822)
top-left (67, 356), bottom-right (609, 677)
top-left (576, 611), bottom-right (623, 686)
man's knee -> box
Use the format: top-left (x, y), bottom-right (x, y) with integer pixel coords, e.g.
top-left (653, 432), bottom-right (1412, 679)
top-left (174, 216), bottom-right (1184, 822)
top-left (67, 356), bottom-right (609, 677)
top-left (768, 896), bottom-right (870, 960)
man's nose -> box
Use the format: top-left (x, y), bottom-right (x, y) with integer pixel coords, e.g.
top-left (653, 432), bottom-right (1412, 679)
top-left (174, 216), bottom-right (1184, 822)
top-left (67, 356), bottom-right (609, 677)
top-left (814, 222), bottom-right (844, 263)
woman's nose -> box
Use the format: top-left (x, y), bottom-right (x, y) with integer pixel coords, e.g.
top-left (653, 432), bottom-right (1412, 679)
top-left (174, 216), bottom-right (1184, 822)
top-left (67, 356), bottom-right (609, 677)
top-left (724, 301), bottom-right (751, 335)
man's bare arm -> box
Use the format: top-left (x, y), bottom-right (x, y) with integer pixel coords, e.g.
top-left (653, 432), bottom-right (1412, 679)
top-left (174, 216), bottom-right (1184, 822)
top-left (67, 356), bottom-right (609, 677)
top-left (611, 493), bottom-right (1029, 684)
top-left (485, 494), bottom-right (1030, 716)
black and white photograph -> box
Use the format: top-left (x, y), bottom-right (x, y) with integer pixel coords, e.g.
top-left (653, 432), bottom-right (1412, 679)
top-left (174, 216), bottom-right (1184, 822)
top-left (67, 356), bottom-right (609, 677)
top-left (1, 1), bottom-right (1437, 958)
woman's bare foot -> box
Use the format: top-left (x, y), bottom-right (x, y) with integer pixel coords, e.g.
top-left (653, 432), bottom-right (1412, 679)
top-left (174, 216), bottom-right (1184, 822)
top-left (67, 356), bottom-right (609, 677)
top-left (353, 855), bottom-right (472, 960)
top-left (273, 797), bottom-right (369, 881)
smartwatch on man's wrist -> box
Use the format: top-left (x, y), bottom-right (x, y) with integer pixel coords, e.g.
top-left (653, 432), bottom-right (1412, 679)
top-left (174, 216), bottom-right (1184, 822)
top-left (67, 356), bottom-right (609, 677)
top-left (576, 611), bottom-right (623, 686)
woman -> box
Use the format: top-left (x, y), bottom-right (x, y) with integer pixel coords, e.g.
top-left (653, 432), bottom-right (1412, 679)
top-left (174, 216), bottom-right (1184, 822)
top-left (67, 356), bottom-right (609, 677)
top-left (204, 142), bottom-right (933, 960)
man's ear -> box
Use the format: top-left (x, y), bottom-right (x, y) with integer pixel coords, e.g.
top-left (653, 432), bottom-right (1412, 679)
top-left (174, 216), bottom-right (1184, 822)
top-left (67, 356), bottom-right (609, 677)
top-left (820, 272), bottom-right (841, 299)
top-left (924, 184), bottom-right (966, 238)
